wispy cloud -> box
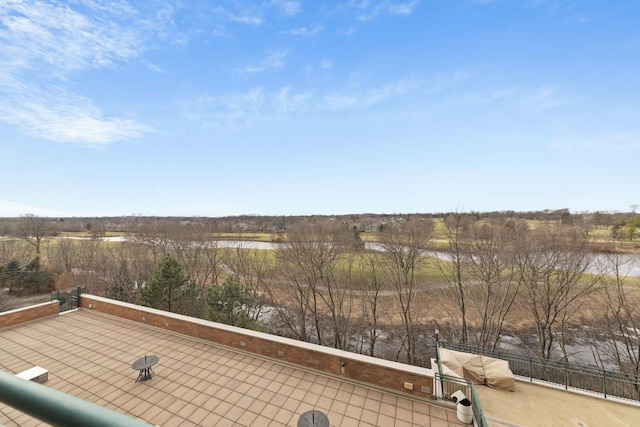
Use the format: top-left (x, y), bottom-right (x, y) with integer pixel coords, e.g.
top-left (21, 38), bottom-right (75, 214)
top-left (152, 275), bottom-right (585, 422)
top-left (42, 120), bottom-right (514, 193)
top-left (344, 0), bottom-right (420, 21)
top-left (447, 84), bottom-right (563, 110)
top-left (181, 87), bottom-right (311, 127)
top-left (271, 0), bottom-right (301, 16)
top-left (320, 60), bottom-right (333, 69)
top-left (213, 4), bottom-right (263, 26)
top-left (289, 25), bottom-right (324, 36)
top-left (181, 76), bottom-right (429, 126)
top-left (323, 77), bottom-right (423, 110)
top-left (228, 14), bottom-right (263, 26)
top-left (388, 1), bottom-right (419, 15)
top-left (141, 59), bottom-right (164, 74)
top-left (237, 49), bottom-right (288, 73)
top-left (338, 27), bottom-right (356, 36)
top-left (0, 0), bottom-right (144, 72)
top-left (0, 76), bottom-right (149, 146)
top-left (0, 0), bottom-right (157, 144)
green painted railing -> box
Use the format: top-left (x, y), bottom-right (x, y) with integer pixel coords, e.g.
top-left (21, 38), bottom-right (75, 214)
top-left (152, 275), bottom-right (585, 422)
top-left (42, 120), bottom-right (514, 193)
top-left (440, 341), bottom-right (640, 402)
top-left (0, 370), bottom-right (153, 427)
top-left (51, 286), bottom-right (85, 312)
top-left (435, 372), bottom-right (489, 427)
top-left (435, 342), bottom-right (489, 427)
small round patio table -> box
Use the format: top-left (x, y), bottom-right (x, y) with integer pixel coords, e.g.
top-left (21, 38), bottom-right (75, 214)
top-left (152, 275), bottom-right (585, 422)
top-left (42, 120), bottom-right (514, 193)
top-left (131, 355), bottom-right (159, 382)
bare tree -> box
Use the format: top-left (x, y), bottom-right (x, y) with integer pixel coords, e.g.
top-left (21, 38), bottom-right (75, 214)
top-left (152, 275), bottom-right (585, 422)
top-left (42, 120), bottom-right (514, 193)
top-left (0, 238), bottom-right (32, 267)
top-left (274, 224), bottom-right (352, 348)
top-left (266, 256), bottom-right (312, 342)
top-left (128, 221), bottom-right (224, 301)
top-left (519, 224), bottom-right (600, 360)
top-left (379, 219), bottom-right (433, 364)
top-left (465, 219), bottom-right (524, 350)
top-left (166, 223), bottom-right (218, 287)
top-left (437, 214), bottom-right (473, 345)
top-left (50, 238), bottom-right (77, 274)
top-left (1, 259), bottom-right (22, 294)
top-left (354, 250), bottom-right (388, 356)
top-left (600, 251), bottom-right (640, 376)
top-left (0, 288), bottom-right (8, 311)
top-left (18, 214), bottom-right (50, 255)
top-left (225, 240), bottom-right (275, 322)
top-left (128, 220), bottom-right (174, 267)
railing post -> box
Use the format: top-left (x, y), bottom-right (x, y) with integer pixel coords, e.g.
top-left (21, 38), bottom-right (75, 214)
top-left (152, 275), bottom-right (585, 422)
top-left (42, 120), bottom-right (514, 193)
top-left (529, 356), bottom-right (533, 382)
top-left (435, 332), bottom-right (444, 399)
top-left (603, 370), bottom-right (607, 398)
top-left (76, 286), bottom-right (82, 309)
top-left (564, 364), bottom-right (568, 390)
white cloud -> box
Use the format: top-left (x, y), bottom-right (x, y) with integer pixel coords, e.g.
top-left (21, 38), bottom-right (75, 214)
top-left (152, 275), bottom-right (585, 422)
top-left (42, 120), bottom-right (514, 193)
top-left (320, 60), bottom-right (333, 69)
top-left (213, 3), bottom-right (265, 26)
top-left (271, 0), bottom-right (301, 16)
top-left (339, 27), bottom-right (356, 36)
top-left (182, 75), bottom-right (429, 127)
top-left (323, 77), bottom-right (423, 110)
top-left (228, 14), bottom-right (263, 26)
top-left (181, 86), bottom-right (311, 127)
top-left (289, 25), bottom-right (324, 36)
top-left (0, 75), bottom-right (149, 145)
top-left (345, 0), bottom-right (420, 21)
top-left (238, 49), bottom-right (287, 73)
top-left (0, 0), bottom-right (144, 72)
top-left (388, 1), bottom-right (419, 16)
top-left (447, 84), bottom-right (563, 110)
top-left (530, 86), bottom-right (561, 110)
top-left (274, 87), bottom-right (312, 115)
top-left (141, 59), bottom-right (164, 74)
top-left (0, 0), bottom-right (158, 144)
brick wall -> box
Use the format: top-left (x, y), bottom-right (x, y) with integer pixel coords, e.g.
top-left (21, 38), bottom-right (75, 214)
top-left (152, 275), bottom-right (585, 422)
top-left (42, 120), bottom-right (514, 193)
top-left (80, 295), bottom-right (435, 400)
top-left (0, 302), bottom-right (59, 329)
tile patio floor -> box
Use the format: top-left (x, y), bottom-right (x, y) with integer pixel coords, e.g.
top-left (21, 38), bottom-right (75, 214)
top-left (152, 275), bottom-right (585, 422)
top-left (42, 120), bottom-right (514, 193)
top-left (0, 309), bottom-right (465, 426)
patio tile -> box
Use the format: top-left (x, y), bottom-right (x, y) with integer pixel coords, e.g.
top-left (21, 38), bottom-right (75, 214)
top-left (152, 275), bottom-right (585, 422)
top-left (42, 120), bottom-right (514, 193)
top-left (0, 309), bottom-right (461, 427)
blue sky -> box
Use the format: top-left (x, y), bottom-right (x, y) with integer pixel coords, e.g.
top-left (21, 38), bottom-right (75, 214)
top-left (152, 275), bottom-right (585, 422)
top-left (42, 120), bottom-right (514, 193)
top-left (1, 0), bottom-right (638, 217)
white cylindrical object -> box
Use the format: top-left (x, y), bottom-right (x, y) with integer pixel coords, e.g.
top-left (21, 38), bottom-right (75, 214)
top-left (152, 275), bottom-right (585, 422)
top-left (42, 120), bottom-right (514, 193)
top-left (457, 399), bottom-right (473, 424)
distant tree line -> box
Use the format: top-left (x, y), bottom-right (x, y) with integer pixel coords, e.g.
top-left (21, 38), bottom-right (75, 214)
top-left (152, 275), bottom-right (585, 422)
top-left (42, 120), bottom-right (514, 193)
top-left (0, 209), bottom-right (638, 237)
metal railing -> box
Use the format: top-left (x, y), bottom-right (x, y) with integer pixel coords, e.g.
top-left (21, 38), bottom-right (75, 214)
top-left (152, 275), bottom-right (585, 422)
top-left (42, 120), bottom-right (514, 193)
top-left (435, 340), bottom-right (489, 427)
top-left (0, 370), bottom-right (152, 427)
top-left (51, 286), bottom-right (85, 312)
top-left (434, 372), bottom-right (489, 427)
top-left (440, 341), bottom-right (640, 402)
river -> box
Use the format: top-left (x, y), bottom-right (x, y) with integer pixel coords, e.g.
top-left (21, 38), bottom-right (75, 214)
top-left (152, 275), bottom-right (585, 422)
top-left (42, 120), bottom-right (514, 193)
top-left (83, 237), bottom-right (640, 277)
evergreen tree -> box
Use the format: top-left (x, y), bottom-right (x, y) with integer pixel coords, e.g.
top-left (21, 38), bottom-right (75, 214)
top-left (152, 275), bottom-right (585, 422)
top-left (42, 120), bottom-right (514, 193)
top-left (23, 256), bottom-right (52, 293)
top-left (205, 276), bottom-right (261, 330)
top-left (106, 260), bottom-right (138, 303)
top-left (140, 254), bottom-right (198, 315)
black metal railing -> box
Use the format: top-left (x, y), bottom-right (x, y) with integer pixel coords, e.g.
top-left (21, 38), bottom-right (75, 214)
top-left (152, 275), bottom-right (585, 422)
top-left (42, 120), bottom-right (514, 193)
top-left (51, 286), bottom-right (85, 312)
top-left (440, 341), bottom-right (640, 402)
